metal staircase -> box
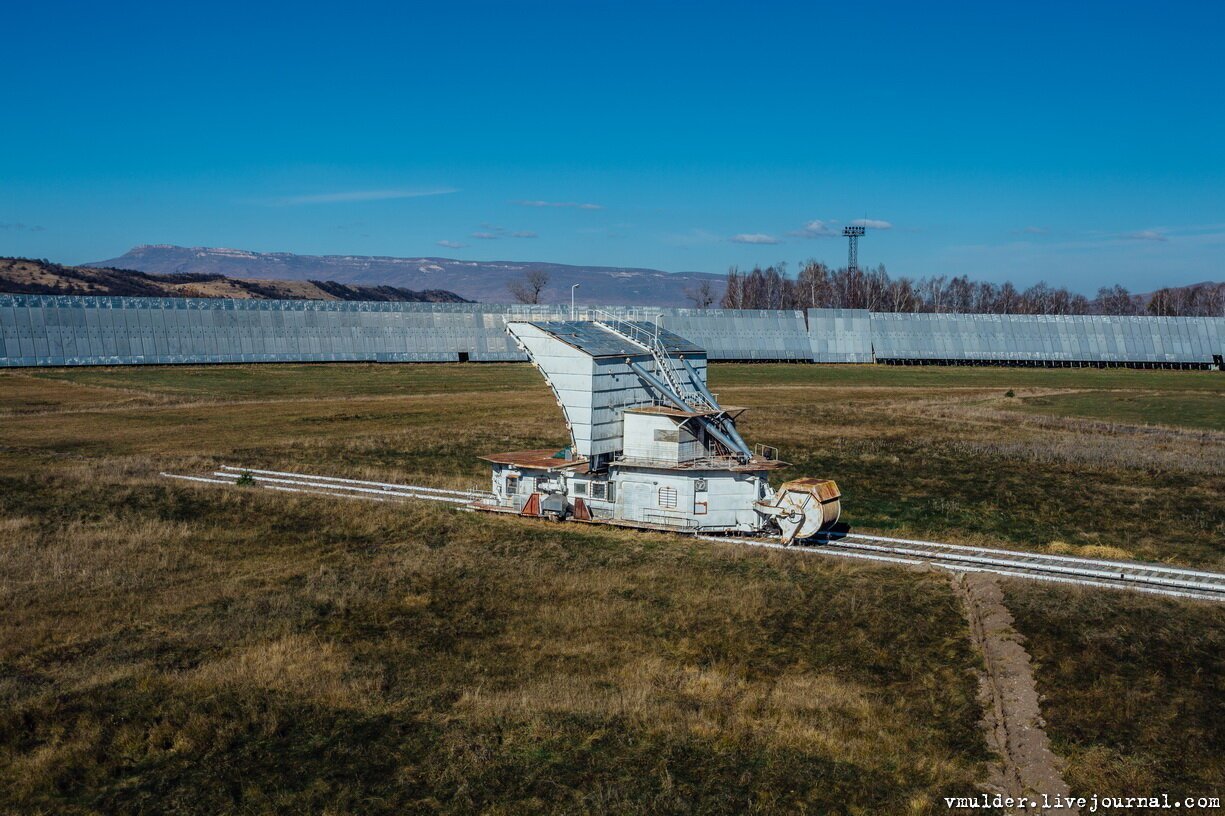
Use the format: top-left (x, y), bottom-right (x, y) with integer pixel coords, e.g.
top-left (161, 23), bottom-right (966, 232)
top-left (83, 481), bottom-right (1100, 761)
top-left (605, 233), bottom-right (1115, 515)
top-left (587, 309), bottom-right (751, 460)
top-left (589, 309), bottom-right (712, 409)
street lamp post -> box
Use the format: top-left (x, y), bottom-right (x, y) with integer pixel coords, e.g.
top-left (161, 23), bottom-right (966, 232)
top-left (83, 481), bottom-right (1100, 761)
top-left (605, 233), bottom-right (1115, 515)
top-left (571, 284), bottom-right (580, 320)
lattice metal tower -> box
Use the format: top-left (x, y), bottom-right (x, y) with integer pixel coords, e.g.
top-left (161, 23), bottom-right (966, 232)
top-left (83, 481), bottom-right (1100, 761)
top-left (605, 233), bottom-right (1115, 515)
top-left (842, 225), bottom-right (865, 273)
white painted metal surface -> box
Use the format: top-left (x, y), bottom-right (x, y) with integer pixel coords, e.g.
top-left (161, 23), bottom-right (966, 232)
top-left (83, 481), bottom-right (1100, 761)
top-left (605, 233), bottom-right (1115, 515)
top-left (506, 321), bottom-right (709, 458)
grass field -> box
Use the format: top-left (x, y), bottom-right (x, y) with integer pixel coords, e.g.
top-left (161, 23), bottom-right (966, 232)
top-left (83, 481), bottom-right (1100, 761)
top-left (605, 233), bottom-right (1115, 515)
top-left (1002, 581), bottom-right (1224, 801)
top-left (1013, 390), bottom-right (1224, 432)
top-left (0, 362), bottom-right (1221, 813)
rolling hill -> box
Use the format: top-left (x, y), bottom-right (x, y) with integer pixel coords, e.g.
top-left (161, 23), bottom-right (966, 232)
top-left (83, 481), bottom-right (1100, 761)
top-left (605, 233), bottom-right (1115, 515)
top-left (90, 245), bottom-right (727, 306)
top-left (0, 258), bottom-right (468, 302)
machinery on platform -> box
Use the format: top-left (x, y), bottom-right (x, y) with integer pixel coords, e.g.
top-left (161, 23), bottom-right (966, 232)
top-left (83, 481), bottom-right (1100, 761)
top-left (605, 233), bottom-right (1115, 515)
top-left (472, 312), bottom-right (841, 544)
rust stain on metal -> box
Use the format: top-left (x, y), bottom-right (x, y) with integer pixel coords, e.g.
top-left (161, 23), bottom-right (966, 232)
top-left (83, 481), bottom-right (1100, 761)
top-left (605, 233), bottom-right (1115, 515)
top-left (781, 477), bottom-right (842, 504)
top-left (479, 449), bottom-right (590, 472)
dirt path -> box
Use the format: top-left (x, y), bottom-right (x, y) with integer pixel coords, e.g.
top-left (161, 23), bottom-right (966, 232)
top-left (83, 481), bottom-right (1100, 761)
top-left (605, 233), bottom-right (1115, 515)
top-left (954, 572), bottom-right (1078, 815)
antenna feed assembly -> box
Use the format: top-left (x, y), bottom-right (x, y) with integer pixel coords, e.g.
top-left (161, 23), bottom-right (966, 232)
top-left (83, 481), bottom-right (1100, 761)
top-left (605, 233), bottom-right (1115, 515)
top-left (478, 313), bottom-right (843, 546)
top-left (755, 477), bottom-right (842, 545)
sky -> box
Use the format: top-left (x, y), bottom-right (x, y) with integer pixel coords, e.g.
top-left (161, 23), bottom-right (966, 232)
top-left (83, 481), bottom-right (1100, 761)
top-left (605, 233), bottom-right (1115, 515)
top-left (2, 0), bottom-right (1222, 293)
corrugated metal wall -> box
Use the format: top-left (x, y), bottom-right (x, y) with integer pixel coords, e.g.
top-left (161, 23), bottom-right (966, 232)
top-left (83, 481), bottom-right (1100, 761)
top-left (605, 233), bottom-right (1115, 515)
top-left (662, 309), bottom-right (811, 361)
top-left (869, 312), bottom-right (1223, 365)
top-left (1, 295), bottom-right (1222, 367)
top-left (807, 309), bottom-right (874, 363)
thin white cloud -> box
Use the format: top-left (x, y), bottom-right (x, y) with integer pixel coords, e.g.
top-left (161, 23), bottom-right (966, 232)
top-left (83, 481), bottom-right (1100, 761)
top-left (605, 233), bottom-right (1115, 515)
top-left (851, 218), bottom-right (892, 230)
top-left (511, 230), bottom-right (538, 238)
top-left (1022, 225), bottom-right (1048, 234)
top-left (269, 188), bottom-right (458, 206)
top-left (515, 200), bottom-right (603, 210)
top-left (0, 222), bottom-right (45, 232)
top-left (790, 219), bottom-right (837, 238)
top-left (470, 231), bottom-right (501, 240)
top-left (436, 239), bottom-right (466, 249)
top-left (730, 233), bottom-right (780, 245)
top-left (1124, 229), bottom-right (1168, 242)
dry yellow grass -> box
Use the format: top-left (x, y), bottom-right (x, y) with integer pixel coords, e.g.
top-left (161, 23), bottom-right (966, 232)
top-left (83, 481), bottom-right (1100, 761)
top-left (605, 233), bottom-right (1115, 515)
top-left (181, 634), bottom-right (382, 709)
top-left (0, 449), bottom-right (987, 812)
top-left (1045, 540), bottom-right (1136, 561)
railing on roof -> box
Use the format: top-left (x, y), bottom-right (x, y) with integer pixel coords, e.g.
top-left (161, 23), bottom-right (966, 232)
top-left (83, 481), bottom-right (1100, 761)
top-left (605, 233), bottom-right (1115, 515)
top-left (586, 308), bottom-right (713, 410)
top-left (613, 452), bottom-right (745, 470)
top-left (754, 443), bottom-right (778, 461)
top-left (584, 308), bottom-right (660, 348)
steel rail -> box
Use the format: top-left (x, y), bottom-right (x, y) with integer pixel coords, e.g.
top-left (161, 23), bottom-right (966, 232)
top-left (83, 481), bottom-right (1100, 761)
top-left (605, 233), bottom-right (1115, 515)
top-left (820, 537), bottom-right (1225, 595)
top-left (814, 530), bottom-right (1221, 581)
top-left (161, 471), bottom-right (1225, 602)
top-left (698, 535), bottom-right (1225, 603)
top-left (206, 471), bottom-right (474, 504)
top-left (217, 465), bottom-right (490, 499)
top-left (163, 472), bottom-right (392, 501)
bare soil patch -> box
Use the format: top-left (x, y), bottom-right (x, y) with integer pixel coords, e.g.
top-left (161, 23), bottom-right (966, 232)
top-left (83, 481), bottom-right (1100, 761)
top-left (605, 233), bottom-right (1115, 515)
top-left (955, 572), bottom-right (1077, 815)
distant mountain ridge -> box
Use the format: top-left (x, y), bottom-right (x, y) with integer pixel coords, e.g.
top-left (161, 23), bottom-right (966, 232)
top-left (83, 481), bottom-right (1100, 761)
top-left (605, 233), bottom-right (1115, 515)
top-left (0, 257), bottom-right (468, 303)
top-left (90, 245), bottom-right (726, 306)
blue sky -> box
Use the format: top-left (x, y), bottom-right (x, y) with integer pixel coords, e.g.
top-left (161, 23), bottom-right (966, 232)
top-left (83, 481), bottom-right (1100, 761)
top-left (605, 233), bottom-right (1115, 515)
top-left (2, 0), bottom-right (1222, 292)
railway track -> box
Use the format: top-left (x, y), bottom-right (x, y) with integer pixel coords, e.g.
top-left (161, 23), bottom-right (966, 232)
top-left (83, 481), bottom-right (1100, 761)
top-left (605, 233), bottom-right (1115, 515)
top-left (701, 535), bottom-right (1225, 603)
top-left (161, 466), bottom-right (1225, 603)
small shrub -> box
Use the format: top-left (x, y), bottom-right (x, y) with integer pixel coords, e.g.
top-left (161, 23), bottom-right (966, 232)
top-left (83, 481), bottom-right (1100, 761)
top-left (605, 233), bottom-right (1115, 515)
top-left (1005, 389), bottom-right (1016, 398)
top-left (236, 471), bottom-right (256, 487)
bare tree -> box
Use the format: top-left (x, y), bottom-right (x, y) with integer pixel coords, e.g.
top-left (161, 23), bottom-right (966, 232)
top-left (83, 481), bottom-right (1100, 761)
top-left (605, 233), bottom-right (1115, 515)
top-left (885, 276), bottom-right (918, 312)
top-left (508, 269), bottom-right (550, 304)
top-left (945, 275), bottom-right (974, 313)
top-left (923, 276), bottom-right (948, 312)
top-left (1021, 282), bottom-right (1055, 314)
top-left (971, 281), bottom-right (998, 313)
top-left (721, 266), bottom-right (745, 308)
top-left (996, 282), bottom-right (1020, 314)
top-left (796, 261), bottom-right (831, 310)
top-left (685, 279), bottom-right (718, 309)
top-left (720, 259), bottom-right (1218, 317)
top-left (1146, 288), bottom-right (1177, 316)
top-left (1096, 285), bottom-right (1139, 315)
top-left (1175, 282), bottom-right (1225, 317)
top-left (1200, 284), bottom-right (1225, 317)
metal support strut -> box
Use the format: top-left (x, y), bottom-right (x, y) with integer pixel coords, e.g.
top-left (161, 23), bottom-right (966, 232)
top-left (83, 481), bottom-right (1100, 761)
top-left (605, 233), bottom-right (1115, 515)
top-left (628, 361), bottom-right (751, 460)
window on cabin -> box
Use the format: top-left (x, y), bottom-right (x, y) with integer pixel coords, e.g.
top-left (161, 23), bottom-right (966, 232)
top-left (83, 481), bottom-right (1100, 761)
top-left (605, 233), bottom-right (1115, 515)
top-left (573, 482), bottom-right (588, 496)
top-left (505, 476), bottom-right (519, 495)
top-left (658, 486), bottom-right (678, 509)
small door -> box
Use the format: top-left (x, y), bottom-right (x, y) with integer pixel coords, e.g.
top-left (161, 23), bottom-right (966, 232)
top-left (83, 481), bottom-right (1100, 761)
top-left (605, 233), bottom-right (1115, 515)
top-left (620, 479), bottom-right (652, 522)
top-left (694, 477), bottom-right (708, 515)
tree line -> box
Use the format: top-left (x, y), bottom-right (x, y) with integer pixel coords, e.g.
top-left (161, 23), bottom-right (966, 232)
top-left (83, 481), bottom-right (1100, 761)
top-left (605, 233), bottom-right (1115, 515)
top-left (717, 262), bottom-right (1225, 317)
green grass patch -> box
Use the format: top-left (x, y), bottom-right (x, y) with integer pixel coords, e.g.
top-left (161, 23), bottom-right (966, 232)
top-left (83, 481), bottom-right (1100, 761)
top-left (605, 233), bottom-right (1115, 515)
top-left (28, 362), bottom-right (541, 401)
top-left (710, 363), bottom-right (1225, 394)
top-left (1012, 390), bottom-right (1225, 432)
